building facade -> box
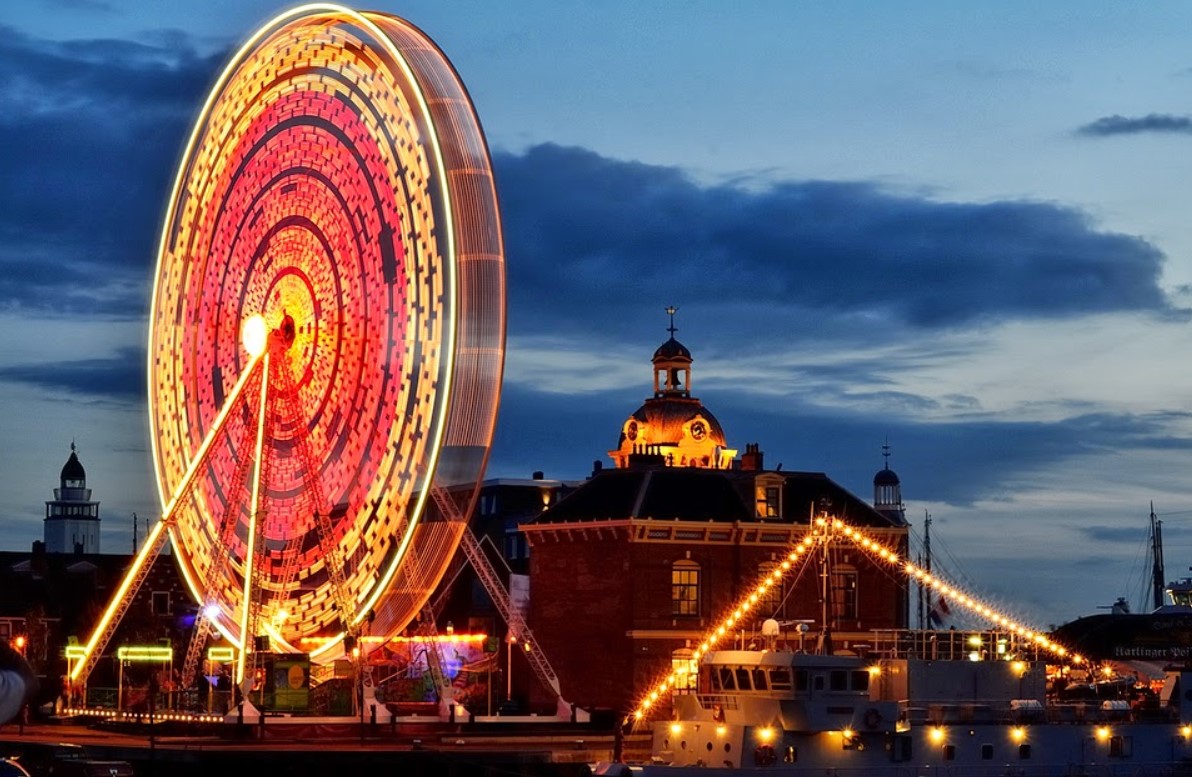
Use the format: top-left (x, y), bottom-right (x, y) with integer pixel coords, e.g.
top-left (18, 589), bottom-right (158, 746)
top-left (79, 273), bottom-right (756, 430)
top-left (521, 324), bottom-right (910, 715)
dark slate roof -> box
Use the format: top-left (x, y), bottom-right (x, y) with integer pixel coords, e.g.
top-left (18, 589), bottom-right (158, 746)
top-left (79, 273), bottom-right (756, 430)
top-left (60, 450), bottom-right (85, 482)
top-left (533, 467), bottom-right (906, 528)
top-left (652, 337), bottom-right (692, 362)
top-left (535, 468), bottom-right (752, 523)
top-left (775, 471), bottom-right (905, 527)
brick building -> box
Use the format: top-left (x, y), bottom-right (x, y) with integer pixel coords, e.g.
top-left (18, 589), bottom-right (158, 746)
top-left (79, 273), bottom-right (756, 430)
top-left (520, 323), bottom-right (910, 716)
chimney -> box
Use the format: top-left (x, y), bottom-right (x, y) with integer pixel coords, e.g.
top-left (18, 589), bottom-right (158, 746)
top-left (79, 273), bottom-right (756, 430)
top-left (741, 443), bottom-right (764, 472)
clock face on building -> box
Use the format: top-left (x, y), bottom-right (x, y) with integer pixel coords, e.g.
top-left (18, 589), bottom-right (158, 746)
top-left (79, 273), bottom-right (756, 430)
top-left (627, 420), bottom-right (639, 441)
top-left (690, 420), bottom-right (707, 440)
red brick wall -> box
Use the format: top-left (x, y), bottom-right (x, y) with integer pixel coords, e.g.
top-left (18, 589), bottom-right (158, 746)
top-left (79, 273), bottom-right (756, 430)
top-left (528, 524), bottom-right (908, 716)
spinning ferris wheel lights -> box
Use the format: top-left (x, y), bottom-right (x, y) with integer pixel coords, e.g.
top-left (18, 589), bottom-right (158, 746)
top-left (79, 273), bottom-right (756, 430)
top-left (69, 3), bottom-right (506, 693)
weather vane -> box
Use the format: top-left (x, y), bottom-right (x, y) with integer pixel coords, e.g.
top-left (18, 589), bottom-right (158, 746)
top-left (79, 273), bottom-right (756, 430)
top-left (665, 305), bottom-right (679, 338)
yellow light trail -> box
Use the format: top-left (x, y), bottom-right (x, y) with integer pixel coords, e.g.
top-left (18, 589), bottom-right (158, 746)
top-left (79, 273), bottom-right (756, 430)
top-left (70, 351), bottom-right (265, 683)
top-left (237, 351), bottom-right (271, 685)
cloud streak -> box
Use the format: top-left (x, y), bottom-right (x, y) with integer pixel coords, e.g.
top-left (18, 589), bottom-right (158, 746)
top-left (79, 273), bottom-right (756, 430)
top-left (496, 144), bottom-right (1184, 343)
top-left (1077, 113), bottom-right (1192, 137)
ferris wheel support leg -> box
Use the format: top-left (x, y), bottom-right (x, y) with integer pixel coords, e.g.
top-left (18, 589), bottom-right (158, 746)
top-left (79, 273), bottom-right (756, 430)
top-left (238, 352), bottom-right (271, 688)
top-left (69, 353), bottom-right (266, 690)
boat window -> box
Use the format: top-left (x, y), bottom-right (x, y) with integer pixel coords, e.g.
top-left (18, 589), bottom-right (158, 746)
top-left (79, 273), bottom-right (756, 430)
top-left (981, 744), bottom-right (993, 760)
top-left (672, 649), bottom-right (698, 693)
top-left (830, 670), bottom-right (848, 691)
top-left (783, 746), bottom-right (797, 763)
top-left (735, 668), bottom-right (752, 690)
top-left (851, 670), bottom-right (869, 692)
top-left (717, 667), bottom-right (736, 691)
top-left (752, 669), bottom-right (768, 691)
top-left (769, 668), bottom-right (792, 691)
top-left (943, 745), bottom-right (956, 761)
top-left (813, 674), bottom-right (824, 691)
top-left (1018, 744), bottom-right (1031, 760)
top-left (795, 670), bottom-right (808, 691)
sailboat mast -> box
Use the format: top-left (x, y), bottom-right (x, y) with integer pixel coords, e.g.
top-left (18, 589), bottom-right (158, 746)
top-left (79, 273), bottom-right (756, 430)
top-left (1151, 502), bottom-right (1165, 611)
top-left (923, 511), bottom-right (933, 628)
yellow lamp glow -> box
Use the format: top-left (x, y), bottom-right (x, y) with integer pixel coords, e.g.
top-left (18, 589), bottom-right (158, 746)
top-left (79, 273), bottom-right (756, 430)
top-left (1011, 727), bottom-right (1025, 743)
top-left (242, 313), bottom-right (267, 356)
top-left (930, 727), bottom-right (945, 743)
top-left (1096, 726), bottom-right (1110, 742)
top-left (757, 727), bottom-right (775, 744)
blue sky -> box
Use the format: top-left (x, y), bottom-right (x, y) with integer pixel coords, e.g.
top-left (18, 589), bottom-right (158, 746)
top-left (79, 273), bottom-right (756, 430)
top-left (3, 0), bottom-right (1192, 627)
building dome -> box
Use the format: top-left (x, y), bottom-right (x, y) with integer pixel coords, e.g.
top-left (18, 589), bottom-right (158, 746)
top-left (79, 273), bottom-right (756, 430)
top-left (652, 336), bottom-right (691, 362)
top-left (60, 444), bottom-right (86, 484)
top-left (609, 308), bottom-right (737, 470)
top-left (874, 467), bottom-right (899, 486)
top-left (627, 398), bottom-right (729, 450)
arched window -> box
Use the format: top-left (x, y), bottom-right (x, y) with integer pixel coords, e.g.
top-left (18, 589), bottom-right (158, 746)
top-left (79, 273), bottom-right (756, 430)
top-left (672, 560), bottom-right (701, 617)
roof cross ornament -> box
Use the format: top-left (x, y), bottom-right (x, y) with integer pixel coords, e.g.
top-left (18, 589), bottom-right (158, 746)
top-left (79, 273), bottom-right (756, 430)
top-left (665, 305), bottom-right (679, 338)
top-left (882, 438), bottom-right (891, 469)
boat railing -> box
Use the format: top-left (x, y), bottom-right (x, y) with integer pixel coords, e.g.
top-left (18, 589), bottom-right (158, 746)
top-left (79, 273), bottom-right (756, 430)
top-left (869, 629), bottom-right (1054, 662)
top-left (695, 693), bottom-right (739, 711)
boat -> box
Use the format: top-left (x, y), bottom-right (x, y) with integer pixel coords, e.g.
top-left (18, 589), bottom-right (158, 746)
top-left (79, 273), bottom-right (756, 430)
top-left (609, 619), bottom-right (1192, 775)
top-left (1052, 506), bottom-right (1192, 666)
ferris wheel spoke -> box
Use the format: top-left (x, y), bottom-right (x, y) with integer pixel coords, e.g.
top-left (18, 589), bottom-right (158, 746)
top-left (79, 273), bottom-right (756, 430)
top-left (69, 351), bottom-right (266, 687)
top-left (237, 351), bottom-right (273, 686)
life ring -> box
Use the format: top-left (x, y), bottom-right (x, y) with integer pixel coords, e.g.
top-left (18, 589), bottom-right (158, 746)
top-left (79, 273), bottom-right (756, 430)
top-left (864, 708), bottom-right (882, 730)
top-left (754, 744), bottom-right (777, 767)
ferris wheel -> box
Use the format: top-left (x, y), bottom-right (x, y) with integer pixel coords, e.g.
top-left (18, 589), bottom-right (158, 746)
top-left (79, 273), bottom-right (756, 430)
top-left (69, 4), bottom-right (505, 690)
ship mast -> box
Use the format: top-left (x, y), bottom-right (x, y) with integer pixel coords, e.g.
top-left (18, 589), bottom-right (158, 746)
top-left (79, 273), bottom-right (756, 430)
top-left (923, 511), bottom-right (933, 629)
top-left (1151, 502), bottom-right (1166, 611)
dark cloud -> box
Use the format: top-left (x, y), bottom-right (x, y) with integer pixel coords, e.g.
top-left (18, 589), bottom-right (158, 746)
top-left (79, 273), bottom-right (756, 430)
top-left (496, 144), bottom-right (1184, 342)
top-left (0, 25), bottom-right (225, 319)
top-left (1077, 113), bottom-right (1192, 137)
top-left (0, 347), bottom-right (145, 401)
top-left (490, 366), bottom-right (1192, 511)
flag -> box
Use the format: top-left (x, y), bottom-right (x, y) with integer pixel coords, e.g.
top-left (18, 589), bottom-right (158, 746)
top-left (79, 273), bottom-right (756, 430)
top-left (929, 595), bottom-right (952, 627)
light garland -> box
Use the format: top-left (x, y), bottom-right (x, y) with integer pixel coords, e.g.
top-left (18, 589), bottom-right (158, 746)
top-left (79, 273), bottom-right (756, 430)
top-left (628, 515), bottom-right (1082, 722)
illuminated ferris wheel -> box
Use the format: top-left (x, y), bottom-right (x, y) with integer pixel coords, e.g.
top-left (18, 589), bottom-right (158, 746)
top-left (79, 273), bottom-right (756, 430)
top-left (70, 4), bottom-right (504, 689)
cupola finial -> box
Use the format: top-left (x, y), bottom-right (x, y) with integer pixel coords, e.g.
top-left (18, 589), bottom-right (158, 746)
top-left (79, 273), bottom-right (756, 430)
top-left (665, 305), bottom-right (678, 338)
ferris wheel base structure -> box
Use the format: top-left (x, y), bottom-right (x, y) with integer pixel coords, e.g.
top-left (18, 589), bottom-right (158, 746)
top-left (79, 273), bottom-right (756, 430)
top-left (68, 3), bottom-right (508, 707)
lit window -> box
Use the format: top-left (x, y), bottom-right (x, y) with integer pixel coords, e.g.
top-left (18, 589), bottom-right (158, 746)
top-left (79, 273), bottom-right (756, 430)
top-left (832, 568), bottom-right (858, 621)
top-left (671, 648), bottom-right (697, 693)
top-left (758, 562), bottom-right (783, 616)
top-left (672, 560), bottom-right (701, 616)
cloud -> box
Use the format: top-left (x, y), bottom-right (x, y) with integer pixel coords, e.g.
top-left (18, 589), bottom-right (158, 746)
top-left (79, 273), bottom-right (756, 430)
top-left (495, 144), bottom-right (1183, 342)
top-left (0, 347), bottom-right (145, 401)
top-left (4, 25), bottom-right (1190, 543)
top-left (0, 25), bottom-right (225, 319)
top-left (1077, 113), bottom-right (1192, 137)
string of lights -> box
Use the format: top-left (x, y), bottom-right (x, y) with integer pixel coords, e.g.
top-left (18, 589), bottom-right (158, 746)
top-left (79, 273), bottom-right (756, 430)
top-left (629, 515), bottom-right (1083, 722)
